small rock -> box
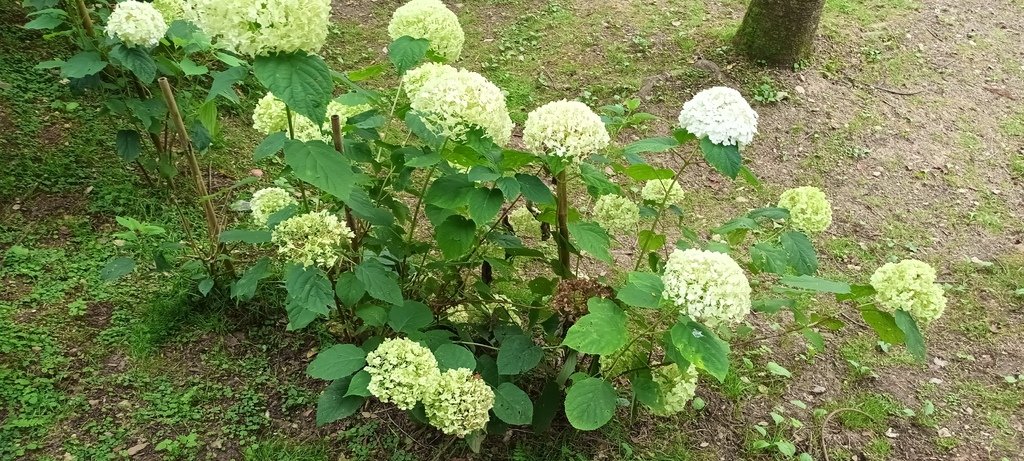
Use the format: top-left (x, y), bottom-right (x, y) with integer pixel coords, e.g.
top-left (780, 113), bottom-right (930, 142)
top-left (11, 204), bottom-right (20, 210)
top-left (699, 442), bottom-right (709, 448)
top-left (811, 385), bottom-right (827, 394)
top-left (933, 357), bottom-right (949, 368)
top-left (795, 85), bottom-right (806, 95)
top-left (126, 443), bottom-right (148, 456)
top-left (929, 378), bottom-right (944, 384)
top-left (872, 171), bottom-right (881, 177)
top-left (937, 427), bottom-right (952, 438)
top-left (885, 427), bottom-right (899, 438)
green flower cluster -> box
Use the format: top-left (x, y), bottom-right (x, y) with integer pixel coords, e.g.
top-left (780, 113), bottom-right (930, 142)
top-left (403, 64), bottom-right (513, 146)
top-left (648, 364), bottom-right (699, 416)
top-left (364, 338), bottom-right (440, 410)
top-left (422, 368), bottom-right (495, 437)
top-left (249, 187), bottom-right (297, 226)
top-left (592, 194), bottom-right (640, 237)
top-left (641, 179), bottom-right (685, 206)
top-left (388, 0), bottom-right (465, 62)
top-left (271, 211), bottom-right (353, 267)
top-left (870, 259), bottom-right (947, 324)
top-left (185, 0), bottom-right (331, 56)
top-left (662, 248), bottom-right (751, 327)
top-left (523, 100), bottom-right (610, 162)
top-left (778, 186), bottom-right (833, 234)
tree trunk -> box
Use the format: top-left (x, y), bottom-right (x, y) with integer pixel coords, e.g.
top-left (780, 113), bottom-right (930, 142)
top-left (734, 0), bottom-right (825, 67)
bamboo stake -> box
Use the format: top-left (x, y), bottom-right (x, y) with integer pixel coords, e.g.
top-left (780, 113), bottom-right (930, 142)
top-left (555, 170), bottom-right (573, 278)
top-left (72, 0), bottom-right (95, 38)
top-left (330, 115), bottom-right (359, 253)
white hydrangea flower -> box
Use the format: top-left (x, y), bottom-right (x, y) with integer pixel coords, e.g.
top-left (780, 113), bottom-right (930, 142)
top-left (388, 0), bottom-right (465, 62)
top-left (648, 364), bottom-right (699, 416)
top-left (870, 259), bottom-right (947, 324)
top-left (778, 186), bottom-right (833, 234)
top-left (401, 62), bottom-right (459, 98)
top-left (678, 87), bottom-right (758, 147)
top-left (250, 187), bottom-right (297, 226)
top-left (185, 0), bottom-right (331, 56)
top-left (105, 1), bottom-right (168, 48)
top-left (592, 194), bottom-right (640, 236)
top-left (365, 338), bottom-right (440, 410)
top-left (152, 0), bottom-right (185, 22)
top-left (662, 248), bottom-right (751, 327)
top-left (523, 100), bottom-right (610, 162)
top-left (508, 206), bottom-right (542, 240)
top-left (423, 368), bottom-right (494, 437)
top-left (641, 179), bottom-right (685, 205)
top-left (323, 99), bottom-right (373, 133)
top-left (271, 211), bottom-right (353, 267)
top-left (252, 92), bottom-right (325, 142)
top-left (404, 66), bottom-right (514, 146)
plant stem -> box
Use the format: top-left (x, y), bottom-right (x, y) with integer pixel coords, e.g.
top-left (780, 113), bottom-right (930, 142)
top-left (72, 0), bottom-right (95, 38)
top-left (633, 157), bottom-right (691, 271)
top-left (555, 169), bottom-right (573, 278)
top-left (330, 115), bottom-right (359, 253)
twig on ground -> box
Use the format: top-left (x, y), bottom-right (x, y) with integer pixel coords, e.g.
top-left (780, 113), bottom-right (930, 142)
top-left (820, 407), bottom-right (876, 461)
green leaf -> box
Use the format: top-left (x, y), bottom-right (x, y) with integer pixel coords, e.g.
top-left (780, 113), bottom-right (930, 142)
top-left (669, 318), bottom-right (731, 382)
top-left (467, 187), bottom-right (504, 225)
top-left (61, 51), bottom-right (107, 78)
top-left (354, 260), bottom-right (403, 306)
top-left (751, 298), bottom-right (794, 314)
top-left (623, 164), bottom-right (675, 180)
top-left (254, 51), bottom-right (333, 124)
top-left (24, 9), bottom-right (65, 29)
top-left (307, 344), bottom-right (367, 380)
top-left (231, 258), bottom-right (271, 300)
top-left (198, 278), bottom-right (214, 296)
top-left (515, 173), bottom-right (554, 205)
top-left (578, 163), bottom-right (620, 196)
top-left (616, 272), bottom-right (664, 308)
top-left (334, 271), bottom-right (366, 307)
top-left (355, 305), bottom-right (388, 327)
top-left (564, 378), bottom-right (616, 431)
top-left (284, 265), bottom-right (335, 330)
top-left (493, 383), bottom-right (534, 426)
top-left (115, 129), bottom-right (142, 162)
top-left (435, 215), bottom-right (476, 259)
top-left (425, 173), bottom-right (473, 209)
top-left (836, 284), bottom-right (876, 301)
top-left (388, 300), bottom-right (433, 333)
top-left (894, 310), bottom-right (926, 361)
top-left (178, 57), bottom-right (208, 76)
top-left (497, 334), bottom-right (543, 375)
top-left (316, 377), bottom-right (365, 426)
top-left (387, 36), bottom-right (430, 75)
top-left (344, 371), bottom-right (372, 397)
top-left (775, 441), bottom-right (796, 457)
top-left (284, 140), bottom-right (362, 201)
top-left (630, 369), bottom-right (665, 413)
top-left (219, 229), bottom-right (272, 244)
top-left (568, 221), bottom-right (613, 263)
top-left (699, 137), bottom-right (742, 179)
top-left (532, 381), bottom-right (561, 432)
top-left (562, 298), bottom-right (627, 355)
top-left (750, 243), bottom-right (789, 275)
top-left (624, 137), bottom-right (679, 156)
top-left (254, 132), bottom-right (287, 160)
top-left (101, 257), bottom-right (135, 281)
top-left (781, 231), bottom-right (818, 275)
top-left (780, 275), bottom-right (851, 294)
top-left (766, 361), bottom-right (792, 378)
top-left (110, 45), bottom-right (156, 84)
top-left (433, 344), bottom-right (476, 371)
top-left (860, 307), bottom-right (905, 344)
top-left (637, 230), bottom-right (666, 253)
top-left (346, 187), bottom-right (395, 226)
top-left (748, 207), bottom-right (790, 221)
top-left (207, 66), bottom-right (247, 103)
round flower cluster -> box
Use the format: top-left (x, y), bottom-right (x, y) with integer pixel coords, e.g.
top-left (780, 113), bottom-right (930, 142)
top-left (662, 248), bottom-right (752, 327)
top-left (870, 259), bottom-right (947, 324)
top-left (778, 186), bottom-right (833, 234)
top-left (404, 65), bottom-right (513, 145)
top-left (592, 194), bottom-right (640, 236)
top-left (252, 93), bottom-right (323, 141)
top-left (152, 0), bottom-right (185, 22)
top-left (641, 179), bottom-right (686, 206)
top-left (250, 187), bottom-right (297, 226)
top-left (184, 0), bottom-right (331, 56)
top-left (508, 206), bottom-right (542, 240)
top-left (523, 100), bottom-right (610, 162)
top-left (364, 338), bottom-right (440, 410)
top-left (388, 0), bottom-right (465, 62)
top-left (402, 62), bottom-right (458, 97)
top-left (271, 211), bottom-right (353, 267)
top-left (678, 87), bottom-right (759, 147)
top-left (105, 1), bottom-right (168, 48)
top-left (648, 364), bottom-right (699, 416)
top-left (422, 368), bottom-right (494, 437)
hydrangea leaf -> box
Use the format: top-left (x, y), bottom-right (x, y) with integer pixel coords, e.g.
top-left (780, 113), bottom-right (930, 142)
top-left (387, 36), bottom-right (430, 75)
top-left (254, 51), bottom-right (332, 125)
top-left (435, 215), bottom-right (476, 259)
top-left (781, 231), bottom-right (818, 275)
top-left (780, 275), bottom-right (850, 294)
top-left (497, 334), bottom-right (543, 375)
top-left (562, 298), bottom-right (627, 354)
top-left (616, 272), bottom-right (664, 308)
top-left (669, 318), bottom-right (730, 383)
top-left (316, 376), bottom-right (365, 426)
top-left (101, 256), bottom-right (135, 281)
top-left (699, 137), bottom-right (742, 179)
top-left (514, 173), bottom-right (555, 205)
top-left (894, 310), bottom-right (926, 361)
top-left (623, 136), bottom-right (679, 156)
top-left (493, 382), bottom-right (534, 425)
top-left (307, 344), bottom-right (367, 380)
top-left (567, 221), bottom-right (613, 263)
top-left (110, 44), bottom-right (156, 84)
top-left (354, 260), bottom-right (403, 306)
top-left (564, 378), bottom-right (616, 431)
top-left (425, 173), bottom-right (473, 209)
top-left (284, 140), bottom-right (364, 201)
top-left (334, 271), bottom-right (366, 308)
top-left (115, 129), bottom-right (142, 162)
top-left (467, 187), bottom-right (503, 225)
top-left (61, 51), bottom-right (107, 79)
top-left (231, 258), bottom-right (272, 301)
top-left (859, 307), bottom-right (906, 345)
top-left (433, 343), bottom-right (476, 372)
top-left (284, 265), bottom-right (334, 330)
top-left (388, 300), bottom-right (433, 333)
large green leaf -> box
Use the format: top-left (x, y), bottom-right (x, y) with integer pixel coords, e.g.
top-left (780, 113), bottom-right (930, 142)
top-left (334, 271), bottom-right (366, 307)
top-left (284, 140), bottom-right (362, 201)
top-left (387, 36), bottom-right (430, 75)
top-left (467, 187), bottom-right (504, 225)
top-left (433, 344), bottom-right (476, 371)
top-left (115, 129), bottom-right (141, 162)
top-left (497, 334), bottom-right (543, 375)
top-left (699, 137), bottom-right (742, 179)
top-left (254, 51), bottom-right (333, 124)
top-left (110, 45), bottom-right (156, 84)
top-left (624, 137), bottom-right (679, 156)
top-left (316, 376), bottom-right (366, 426)
top-left (630, 369), bottom-right (664, 413)
top-left (425, 173), bottom-right (473, 209)
top-left (780, 231), bottom-right (818, 275)
top-left (101, 256), bottom-right (135, 281)
top-left (515, 173), bottom-right (554, 205)
top-left (578, 163), bottom-right (620, 196)
top-left (231, 258), bottom-right (271, 300)
top-left (307, 344), bottom-right (367, 380)
top-left (354, 260), bottom-right (403, 306)
top-left (284, 265), bottom-right (335, 330)
top-left (564, 378), bottom-right (616, 430)
top-left (562, 298), bottom-right (627, 354)
top-left (207, 66), bottom-right (248, 103)
top-left (750, 243), bottom-right (789, 275)
top-left (61, 51), bottom-right (107, 78)
top-left (860, 307), bottom-right (905, 344)
top-left (435, 215), bottom-right (477, 259)
top-left (493, 382), bottom-right (534, 425)
top-left (669, 318), bottom-right (730, 382)
top-left (388, 300), bottom-right (434, 333)
top-left (568, 221), bottom-right (613, 263)
top-left (616, 272), bottom-right (664, 308)
top-left (254, 132), bottom-right (288, 161)
top-left (894, 310), bottom-right (926, 361)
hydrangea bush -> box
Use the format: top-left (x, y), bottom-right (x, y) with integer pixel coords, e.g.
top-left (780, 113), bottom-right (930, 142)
top-left (32, 0), bottom-right (949, 450)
